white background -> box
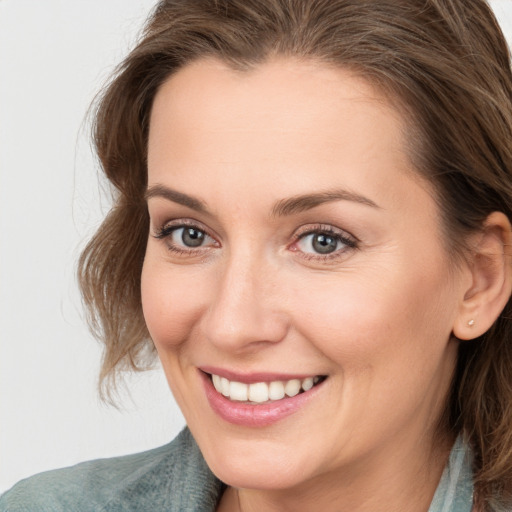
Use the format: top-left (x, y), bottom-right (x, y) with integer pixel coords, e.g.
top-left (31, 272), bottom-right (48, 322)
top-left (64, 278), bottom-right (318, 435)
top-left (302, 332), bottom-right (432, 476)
top-left (1, 0), bottom-right (511, 494)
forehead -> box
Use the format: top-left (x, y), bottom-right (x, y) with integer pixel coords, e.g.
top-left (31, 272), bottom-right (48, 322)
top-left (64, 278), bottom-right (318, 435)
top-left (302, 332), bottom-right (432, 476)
top-left (152, 57), bottom-right (386, 109)
top-left (149, 57), bottom-right (400, 141)
top-left (147, 57), bottom-right (434, 221)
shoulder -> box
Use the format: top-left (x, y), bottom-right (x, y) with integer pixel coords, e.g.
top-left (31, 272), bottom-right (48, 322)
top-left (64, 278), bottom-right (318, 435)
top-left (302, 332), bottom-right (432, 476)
top-left (0, 428), bottom-right (223, 512)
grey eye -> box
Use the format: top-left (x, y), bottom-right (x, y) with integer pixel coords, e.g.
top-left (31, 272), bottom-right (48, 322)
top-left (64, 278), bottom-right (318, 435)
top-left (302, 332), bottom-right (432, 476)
top-left (311, 233), bottom-right (339, 254)
top-left (172, 227), bottom-right (207, 247)
top-left (297, 232), bottom-right (343, 255)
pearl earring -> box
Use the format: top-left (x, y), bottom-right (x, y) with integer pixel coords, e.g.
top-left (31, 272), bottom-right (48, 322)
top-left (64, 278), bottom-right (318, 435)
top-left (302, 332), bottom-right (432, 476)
top-left (468, 319), bottom-right (475, 327)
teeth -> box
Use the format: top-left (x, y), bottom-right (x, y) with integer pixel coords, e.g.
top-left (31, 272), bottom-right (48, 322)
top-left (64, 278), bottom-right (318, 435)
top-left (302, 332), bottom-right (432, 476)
top-left (302, 377), bottom-right (314, 391)
top-left (220, 377), bottom-right (230, 397)
top-left (284, 379), bottom-right (301, 397)
top-left (268, 381), bottom-right (285, 400)
top-left (248, 382), bottom-right (268, 403)
top-left (211, 374), bottom-right (322, 403)
top-left (229, 381), bottom-right (248, 401)
top-left (212, 374), bottom-right (221, 391)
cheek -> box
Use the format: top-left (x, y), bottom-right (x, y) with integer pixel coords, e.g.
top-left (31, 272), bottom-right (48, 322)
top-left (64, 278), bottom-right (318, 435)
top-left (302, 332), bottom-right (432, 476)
top-left (140, 256), bottom-right (209, 351)
top-left (284, 265), bottom-right (459, 443)
top-left (287, 263), bottom-right (457, 371)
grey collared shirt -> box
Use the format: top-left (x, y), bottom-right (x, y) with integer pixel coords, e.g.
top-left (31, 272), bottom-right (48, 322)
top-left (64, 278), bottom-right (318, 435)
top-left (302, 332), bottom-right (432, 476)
top-left (0, 429), bottom-right (474, 512)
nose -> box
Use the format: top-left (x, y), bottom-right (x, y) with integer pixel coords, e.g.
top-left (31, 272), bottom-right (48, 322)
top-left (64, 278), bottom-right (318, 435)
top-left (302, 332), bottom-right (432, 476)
top-left (198, 249), bottom-right (289, 353)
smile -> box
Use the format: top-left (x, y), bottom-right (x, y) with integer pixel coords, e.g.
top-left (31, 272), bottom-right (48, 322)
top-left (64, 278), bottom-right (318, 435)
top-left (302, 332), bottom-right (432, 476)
top-left (210, 373), bottom-right (324, 403)
top-left (201, 369), bottom-right (328, 426)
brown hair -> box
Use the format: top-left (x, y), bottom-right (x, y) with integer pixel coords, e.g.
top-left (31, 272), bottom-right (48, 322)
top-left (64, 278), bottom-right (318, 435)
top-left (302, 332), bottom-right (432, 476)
top-left (78, 0), bottom-right (512, 507)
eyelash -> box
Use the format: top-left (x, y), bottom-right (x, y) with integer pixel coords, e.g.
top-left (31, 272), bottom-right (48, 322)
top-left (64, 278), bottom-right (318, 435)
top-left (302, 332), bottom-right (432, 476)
top-left (153, 220), bottom-right (217, 256)
top-left (152, 220), bottom-right (358, 261)
top-left (290, 225), bottom-right (358, 261)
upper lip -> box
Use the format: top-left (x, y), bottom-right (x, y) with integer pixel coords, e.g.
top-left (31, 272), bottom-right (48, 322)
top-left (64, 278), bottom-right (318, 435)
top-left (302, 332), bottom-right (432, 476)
top-left (199, 366), bottom-right (325, 384)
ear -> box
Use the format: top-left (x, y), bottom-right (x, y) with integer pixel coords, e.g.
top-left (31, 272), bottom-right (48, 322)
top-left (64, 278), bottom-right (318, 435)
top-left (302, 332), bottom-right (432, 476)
top-left (453, 211), bottom-right (512, 341)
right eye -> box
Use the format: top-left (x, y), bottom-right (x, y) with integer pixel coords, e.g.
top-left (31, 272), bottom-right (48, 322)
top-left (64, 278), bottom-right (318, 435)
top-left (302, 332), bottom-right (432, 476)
top-left (154, 222), bottom-right (218, 254)
top-left (171, 226), bottom-right (208, 248)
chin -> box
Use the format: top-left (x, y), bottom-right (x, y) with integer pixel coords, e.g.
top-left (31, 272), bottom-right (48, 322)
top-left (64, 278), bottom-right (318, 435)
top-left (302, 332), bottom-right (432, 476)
top-left (210, 458), bottom-right (309, 491)
top-left (198, 437), bottom-right (318, 491)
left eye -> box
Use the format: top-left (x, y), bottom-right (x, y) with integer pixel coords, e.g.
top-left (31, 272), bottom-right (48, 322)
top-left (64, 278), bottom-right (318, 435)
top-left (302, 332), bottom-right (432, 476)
top-left (296, 231), bottom-right (349, 255)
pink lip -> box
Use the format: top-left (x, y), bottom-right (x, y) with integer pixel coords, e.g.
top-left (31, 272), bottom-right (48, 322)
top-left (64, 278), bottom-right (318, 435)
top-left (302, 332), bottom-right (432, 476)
top-left (200, 366), bottom-right (319, 384)
top-left (199, 370), bottom-right (325, 427)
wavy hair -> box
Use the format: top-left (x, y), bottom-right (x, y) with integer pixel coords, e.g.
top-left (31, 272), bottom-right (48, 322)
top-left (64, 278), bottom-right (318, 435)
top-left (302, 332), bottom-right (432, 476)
top-left (78, 0), bottom-right (512, 507)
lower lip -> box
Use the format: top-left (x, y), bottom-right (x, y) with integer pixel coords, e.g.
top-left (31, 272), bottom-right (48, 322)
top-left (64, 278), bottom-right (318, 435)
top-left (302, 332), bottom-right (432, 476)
top-left (201, 372), bottom-right (324, 427)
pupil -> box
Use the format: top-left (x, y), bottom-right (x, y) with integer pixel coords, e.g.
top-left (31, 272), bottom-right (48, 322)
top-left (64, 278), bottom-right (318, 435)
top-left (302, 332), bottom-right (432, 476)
top-left (312, 233), bottom-right (337, 254)
top-left (182, 228), bottom-right (204, 247)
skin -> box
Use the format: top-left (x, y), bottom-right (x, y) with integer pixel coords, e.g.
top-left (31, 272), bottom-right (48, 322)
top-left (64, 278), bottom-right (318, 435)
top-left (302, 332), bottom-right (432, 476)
top-left (142, 58), bottom-right (474, 512)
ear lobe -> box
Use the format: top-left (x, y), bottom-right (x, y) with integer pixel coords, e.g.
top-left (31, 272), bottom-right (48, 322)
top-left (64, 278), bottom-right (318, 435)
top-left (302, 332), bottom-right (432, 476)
top-left (453, 211), bottom-right (512, 341)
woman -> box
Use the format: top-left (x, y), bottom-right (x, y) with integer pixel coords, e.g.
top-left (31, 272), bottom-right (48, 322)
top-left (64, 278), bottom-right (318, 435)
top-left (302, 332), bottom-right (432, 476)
top-left (2, 0), bottom-right (512, 510)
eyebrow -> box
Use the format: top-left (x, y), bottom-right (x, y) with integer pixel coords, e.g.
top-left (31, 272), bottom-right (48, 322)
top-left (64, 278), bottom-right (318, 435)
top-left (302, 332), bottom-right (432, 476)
top-left (271, 189), bottom-right (380, 217)
top-left (145, 184), bottom-right (380, 216)
top-left (145, 184), bottom-right (208, 213)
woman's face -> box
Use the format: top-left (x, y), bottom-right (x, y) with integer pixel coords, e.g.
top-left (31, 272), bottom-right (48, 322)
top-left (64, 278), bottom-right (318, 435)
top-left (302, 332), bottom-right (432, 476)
top-left (142, 58), bottom-right (467, 490)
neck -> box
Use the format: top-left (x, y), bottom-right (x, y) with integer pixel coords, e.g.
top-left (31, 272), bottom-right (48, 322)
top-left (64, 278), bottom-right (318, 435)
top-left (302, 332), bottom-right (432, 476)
top-left (218, 431), bottom-right (454, 512)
